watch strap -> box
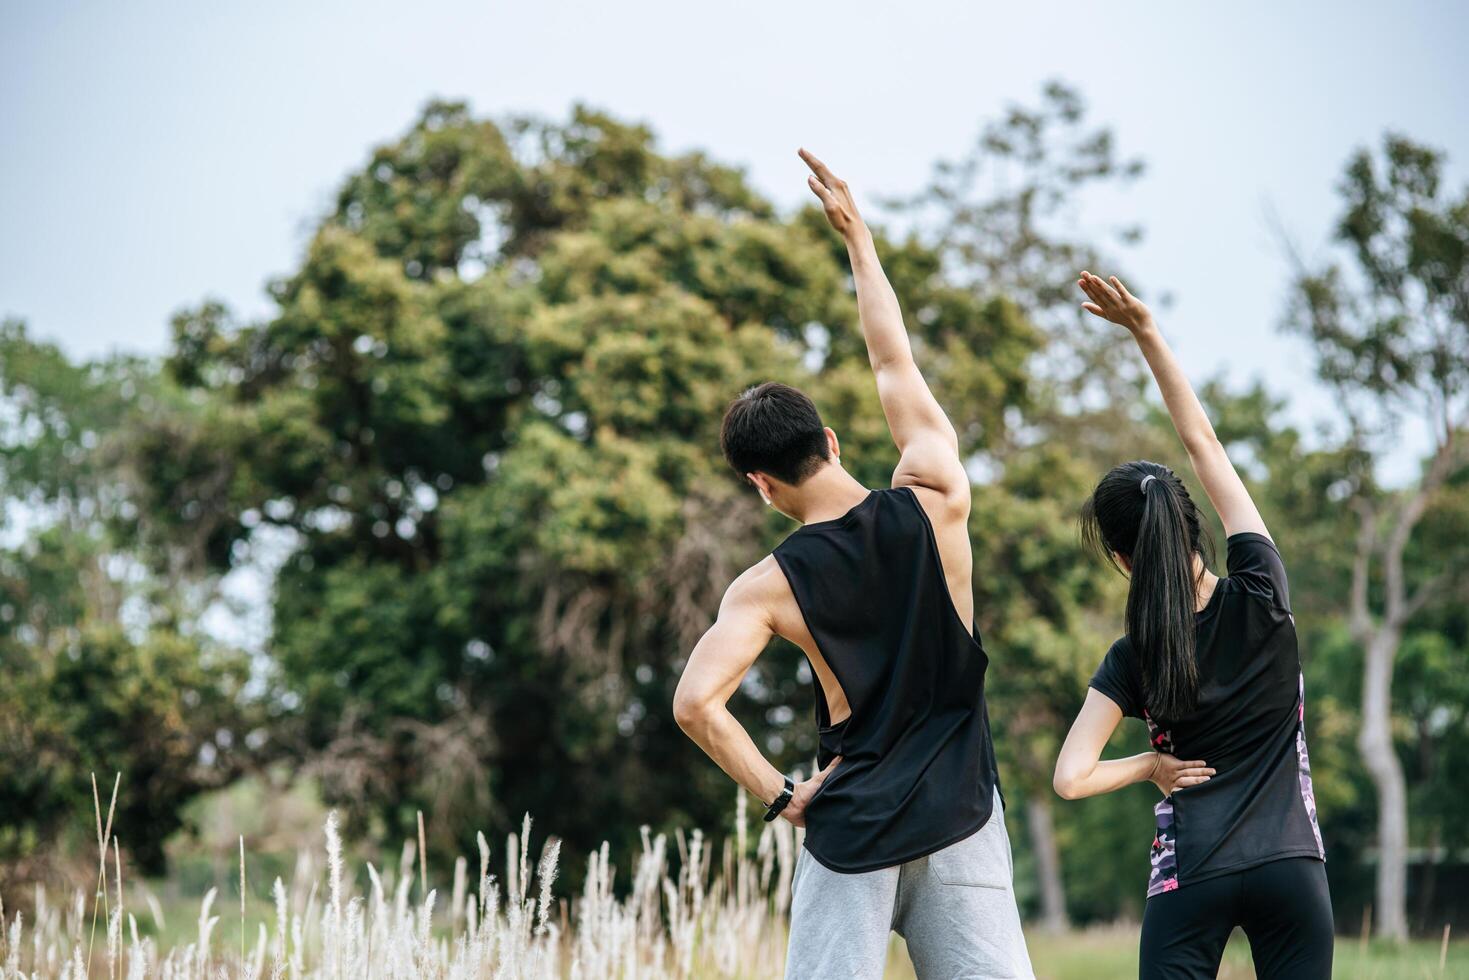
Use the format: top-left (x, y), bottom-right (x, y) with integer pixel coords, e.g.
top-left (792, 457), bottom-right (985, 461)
top-left (762, 776), bottom-right (796, 822)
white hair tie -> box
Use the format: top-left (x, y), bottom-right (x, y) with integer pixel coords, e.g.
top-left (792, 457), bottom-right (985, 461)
top-left (1140, 474), bottom-right (1157, 494)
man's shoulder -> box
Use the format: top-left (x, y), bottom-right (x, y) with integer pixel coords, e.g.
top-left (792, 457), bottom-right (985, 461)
top-left (726, 555), bottom-right (795, 608)
top-left (897, 481), bottom-right (972, 531)
top-left (891, 439), bottom-right (971, 515)
top-left (729, 554), bottom-right (814, 649)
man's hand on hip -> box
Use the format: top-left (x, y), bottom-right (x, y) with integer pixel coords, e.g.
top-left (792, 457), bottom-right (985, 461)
top-left (782, 755), bottom-right (843, 828)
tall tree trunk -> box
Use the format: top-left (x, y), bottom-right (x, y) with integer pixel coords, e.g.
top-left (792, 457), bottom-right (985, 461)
top-left (1358, 628), bottom-right (1409, 941)
top-left (1416, 825), bottom-right (1440, 929)
top-left (1026, 795), bottom-right (1069, 932)
top-left (1347, 438), bottom-right (1456, 941)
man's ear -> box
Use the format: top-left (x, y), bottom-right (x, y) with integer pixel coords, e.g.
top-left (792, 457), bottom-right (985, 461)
top-left (825, 427), bottom-right (841, 461)
top-left (747, 472), bottom-right (774, 505)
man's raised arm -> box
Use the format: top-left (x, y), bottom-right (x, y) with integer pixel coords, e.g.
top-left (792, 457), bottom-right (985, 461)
top-left (801, 149), bottom-right (967, 500)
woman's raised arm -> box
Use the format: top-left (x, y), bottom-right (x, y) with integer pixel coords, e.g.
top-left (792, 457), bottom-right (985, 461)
top-left (1078, 272), bottom-right (1270, 540)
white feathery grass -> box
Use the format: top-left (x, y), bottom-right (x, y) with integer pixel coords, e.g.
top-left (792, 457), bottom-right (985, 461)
top-left (1, 803), bottom-right (797, 978)
top-left (6, 908), bottom-right (22, 977)
top-left (476, 833), bottom-right (490, 895)
top-left (196, 886), bottom-right (219, 975)
top-left (450, 856), bottom-right (468, 929)
top-left (271, 877), bottom-right (288, 980)
top-left (142, 888), bottom-right (166, 935)
top-left (105, 905), bottom-right (121, 980)
top-left (239, 835), bottom-right (247, 978)
top-left (416, 811), bottom-right (428, 903)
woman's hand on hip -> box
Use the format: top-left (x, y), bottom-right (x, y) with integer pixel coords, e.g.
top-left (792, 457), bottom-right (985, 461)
top-left (1150, 753), bottom-right (1215, 797)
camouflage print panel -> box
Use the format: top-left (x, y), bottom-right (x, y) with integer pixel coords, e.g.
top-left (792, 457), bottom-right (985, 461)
top-left (1296, 672), bottom-right (1325, 858)
top-left (1143, 709), bottom-right (1175, 754)
top-left (1147, 796), bottom-right (1179, 896)
top-left (1143, 709), bottom-right (1180, 897)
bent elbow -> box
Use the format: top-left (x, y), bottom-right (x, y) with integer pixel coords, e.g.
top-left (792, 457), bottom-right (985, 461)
top-left (672, 685), bottom-right (712, 737)
top-left (1052, 769), bottom-right (1082, 801)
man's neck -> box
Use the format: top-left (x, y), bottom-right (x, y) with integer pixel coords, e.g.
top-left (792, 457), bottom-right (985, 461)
top-left (789, 466), bottom-right (872, 525)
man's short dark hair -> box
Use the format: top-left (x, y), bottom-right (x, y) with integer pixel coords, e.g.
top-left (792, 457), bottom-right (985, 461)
top-left (720, 382), bottom-right (831, 485)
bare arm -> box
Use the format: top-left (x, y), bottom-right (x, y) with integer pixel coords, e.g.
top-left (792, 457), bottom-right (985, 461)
top-left (673, 564), bottom-right (839, 825)
top-left (1079, 272), bottom-right (1271, 540)
top-left (1053, 689), bottom-right (1214, 800)
top-left (801, 149), bottom-right (968, 501)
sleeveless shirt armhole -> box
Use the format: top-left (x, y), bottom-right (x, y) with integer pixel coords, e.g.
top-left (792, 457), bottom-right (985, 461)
top-left (770, 548), bottom-right (850, 730)
top-left (896, 487), bottom-right (988, 662)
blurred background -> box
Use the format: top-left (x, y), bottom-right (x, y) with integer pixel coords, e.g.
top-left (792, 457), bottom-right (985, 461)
top-left (3, 1), bottom-right (1467, 974)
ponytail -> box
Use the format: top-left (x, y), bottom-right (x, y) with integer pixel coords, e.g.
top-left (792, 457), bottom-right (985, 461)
top-left (1127, 476), bottom-right (1200, 718)
top-left (1081, 461), bottom-right (1213, 720)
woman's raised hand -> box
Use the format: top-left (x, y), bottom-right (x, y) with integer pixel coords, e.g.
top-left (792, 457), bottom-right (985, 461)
top-left (1078, 271), bottom-right (1155, 335)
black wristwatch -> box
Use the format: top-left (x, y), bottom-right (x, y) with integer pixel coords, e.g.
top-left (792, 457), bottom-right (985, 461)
top-left (763, 775), bottom-right (796, 822)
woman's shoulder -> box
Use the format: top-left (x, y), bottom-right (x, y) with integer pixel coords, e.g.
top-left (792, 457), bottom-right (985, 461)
top-left (1219, 532), bottom-right (1291, 611)
top-left (1105, 634), bottom-right (1137, 662)
top-left (1090, 636), bottom-right (1144, 718)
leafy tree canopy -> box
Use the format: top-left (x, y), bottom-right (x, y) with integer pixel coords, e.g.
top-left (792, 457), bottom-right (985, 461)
top-left (157, 101), bottom-right (1041, 863)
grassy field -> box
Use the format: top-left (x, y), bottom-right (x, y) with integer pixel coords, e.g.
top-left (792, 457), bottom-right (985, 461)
top-left (888, 927), bottom-right (1469, 979)
top-left (9, 796), bottom-right (1464, 979)
top-left (122, 884), bottom-right (1469, 980)
top-left (10, 873), bottom-right (1466, 979)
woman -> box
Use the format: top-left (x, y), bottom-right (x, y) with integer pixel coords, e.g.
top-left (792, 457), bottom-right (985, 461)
top-left (1053, 272), bottom-right (1331, 979)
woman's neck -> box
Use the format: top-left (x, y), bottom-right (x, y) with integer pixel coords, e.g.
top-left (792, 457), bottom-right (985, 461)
top-left (1193, 553), bottom-right (1219, 612)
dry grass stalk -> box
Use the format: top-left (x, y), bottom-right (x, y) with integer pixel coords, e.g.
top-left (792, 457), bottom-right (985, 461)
top-left (2, 792), bottom-right (799, 980)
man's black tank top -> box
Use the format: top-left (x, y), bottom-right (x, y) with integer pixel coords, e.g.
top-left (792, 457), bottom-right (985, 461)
top-left (772, 486), bottom-right (1000, 873)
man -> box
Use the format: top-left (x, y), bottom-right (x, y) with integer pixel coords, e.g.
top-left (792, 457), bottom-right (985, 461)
top-left (673, 150), bottom-right (1033, 979)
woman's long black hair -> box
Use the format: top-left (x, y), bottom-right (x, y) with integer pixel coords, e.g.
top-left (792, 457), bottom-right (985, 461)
top-left (1080, 460), bottom-right (1214, 720)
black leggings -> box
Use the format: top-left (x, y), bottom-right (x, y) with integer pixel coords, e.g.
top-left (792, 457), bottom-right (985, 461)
top-left (1139, 857), bottom-right (1333, 979)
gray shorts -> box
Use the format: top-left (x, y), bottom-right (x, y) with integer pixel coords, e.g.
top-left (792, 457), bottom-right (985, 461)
top-left (784, 790), bottom-right (1034, 979)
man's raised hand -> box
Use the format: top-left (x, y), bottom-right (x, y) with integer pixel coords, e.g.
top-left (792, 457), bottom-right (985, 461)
top-left (800, 149), bottom-right (864, 239)
top-left (1078, 271), bottom-right (1155, 335)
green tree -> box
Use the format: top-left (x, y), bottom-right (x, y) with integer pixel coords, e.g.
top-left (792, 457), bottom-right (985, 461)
top-left (159, 102), bottom-right (1039, 870)
top-left (0, 322), bottom-right (251, 878)
top-left (1196, 378), bottom-right (1469, 935)
top-left (1286, 134), bottom-right (1469, 939)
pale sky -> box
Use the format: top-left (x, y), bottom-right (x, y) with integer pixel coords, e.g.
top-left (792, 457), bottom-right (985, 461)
top-left (4, 1), bottom-right (1466, 471)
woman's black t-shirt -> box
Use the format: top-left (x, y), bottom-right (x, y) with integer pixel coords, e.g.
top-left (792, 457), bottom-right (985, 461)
top-left (1089, 532), bottom-right (1325, 898)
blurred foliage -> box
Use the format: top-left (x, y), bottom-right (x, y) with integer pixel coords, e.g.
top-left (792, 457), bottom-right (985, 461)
top-left (0, 323), bottom-right (252, 877)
